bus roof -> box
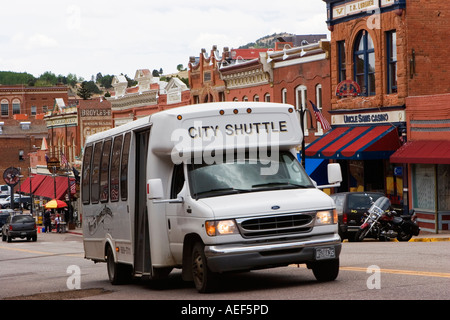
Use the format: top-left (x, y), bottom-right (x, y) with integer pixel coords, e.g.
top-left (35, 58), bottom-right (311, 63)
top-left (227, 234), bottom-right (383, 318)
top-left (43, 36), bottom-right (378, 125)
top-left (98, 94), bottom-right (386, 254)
top-left (85, 102), bottom-right (303, 156)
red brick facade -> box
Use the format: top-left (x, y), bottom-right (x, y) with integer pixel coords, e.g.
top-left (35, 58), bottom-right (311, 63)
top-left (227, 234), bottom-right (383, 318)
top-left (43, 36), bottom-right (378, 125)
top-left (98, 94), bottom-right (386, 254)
top-left (0, 85), bottom-right (69, 179)
top-left (324, 0), bottom-right (450, 232)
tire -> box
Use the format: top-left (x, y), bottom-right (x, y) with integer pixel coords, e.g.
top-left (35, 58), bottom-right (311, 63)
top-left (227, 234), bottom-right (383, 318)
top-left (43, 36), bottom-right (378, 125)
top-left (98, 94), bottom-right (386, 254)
top-left (397, 231), bottom-right (412, 242)
top-left (355, 227), bottom-right (370, 242)
top-left (312, 259), bottom-right (340, 282)
top-left (106, 245), bottom-right (132, 285)
top-left (191, 242), bottom-right (217, 293)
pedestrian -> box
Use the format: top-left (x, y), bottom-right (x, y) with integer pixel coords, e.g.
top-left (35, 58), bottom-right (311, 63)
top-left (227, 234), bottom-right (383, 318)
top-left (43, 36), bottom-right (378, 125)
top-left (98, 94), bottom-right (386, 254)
top-left (55, 214), bottom-right (61, 233)
top-left (44, 209), bottom-right (52, 233)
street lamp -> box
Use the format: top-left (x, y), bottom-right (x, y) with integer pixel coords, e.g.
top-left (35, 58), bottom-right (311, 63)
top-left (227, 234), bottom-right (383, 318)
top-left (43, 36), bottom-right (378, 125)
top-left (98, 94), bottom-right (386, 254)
top-left (29, 167), bottom-right (33, 215)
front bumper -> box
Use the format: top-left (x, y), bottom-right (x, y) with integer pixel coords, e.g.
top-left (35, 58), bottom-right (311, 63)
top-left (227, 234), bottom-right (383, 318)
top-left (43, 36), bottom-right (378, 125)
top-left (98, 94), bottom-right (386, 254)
top-left (204, 233), bottom-right (341, 273)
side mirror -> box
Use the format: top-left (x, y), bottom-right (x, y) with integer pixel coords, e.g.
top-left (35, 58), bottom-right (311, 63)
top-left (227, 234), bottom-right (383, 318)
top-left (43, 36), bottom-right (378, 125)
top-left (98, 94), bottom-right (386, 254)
top-left (147, 179), bottom-right (164, 200)
top-left (316, 163), bottom-right (342, 189)
top-left (327, 163), bottom-right (342, 184)
top-left (147, 178), bottom-right (184, 204)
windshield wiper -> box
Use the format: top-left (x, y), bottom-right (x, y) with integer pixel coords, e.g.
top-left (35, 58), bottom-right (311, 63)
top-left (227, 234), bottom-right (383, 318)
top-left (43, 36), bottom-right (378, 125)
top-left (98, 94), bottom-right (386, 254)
top-left (193, 187), bottom-right (250, 199)
top-left (251, 182), bottom-right (311, 190)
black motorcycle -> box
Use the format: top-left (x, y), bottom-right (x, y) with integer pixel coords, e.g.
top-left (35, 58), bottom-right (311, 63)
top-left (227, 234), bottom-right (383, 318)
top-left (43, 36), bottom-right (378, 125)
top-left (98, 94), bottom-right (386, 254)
top-left (355, 196), bottom-right (420, 242)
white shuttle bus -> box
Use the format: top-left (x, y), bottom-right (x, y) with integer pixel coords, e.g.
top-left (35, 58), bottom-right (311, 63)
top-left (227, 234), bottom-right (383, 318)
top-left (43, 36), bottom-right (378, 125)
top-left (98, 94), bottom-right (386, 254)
top-left (82, 102), bottom-right (342, 292)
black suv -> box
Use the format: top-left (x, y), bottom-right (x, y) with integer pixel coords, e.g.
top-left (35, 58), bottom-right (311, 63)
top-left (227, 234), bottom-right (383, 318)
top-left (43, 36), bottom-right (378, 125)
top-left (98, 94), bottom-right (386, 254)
top-left (330, 192), bottom-right (384, 241)
top-left (2, 214), bottom-right (37, 242)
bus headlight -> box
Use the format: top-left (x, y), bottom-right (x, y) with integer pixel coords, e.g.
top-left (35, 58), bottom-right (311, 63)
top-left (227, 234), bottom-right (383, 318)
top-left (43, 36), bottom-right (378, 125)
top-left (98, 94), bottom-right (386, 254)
top-left (205, 220), bottom-right (238, 236)
top-left (315, 210), bottom-right (337, 225)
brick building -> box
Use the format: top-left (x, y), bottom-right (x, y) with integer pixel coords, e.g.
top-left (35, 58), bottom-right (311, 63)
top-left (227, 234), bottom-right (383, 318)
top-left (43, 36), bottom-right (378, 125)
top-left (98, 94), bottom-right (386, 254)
top-left (314, 0), bottom-right (450, 232)
top-left (109, 69), bottom-right (190, 127)
top-left (189, 46), bottom-right (228, 104)
top-left (0, 85), bottom-right (69, 180)
top-left (219, 51), bottom-right (273, 103)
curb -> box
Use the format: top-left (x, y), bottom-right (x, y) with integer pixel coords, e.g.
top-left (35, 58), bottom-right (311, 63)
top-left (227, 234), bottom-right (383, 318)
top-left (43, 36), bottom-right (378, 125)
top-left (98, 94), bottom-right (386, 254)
top-left (408, 237), bottom-right (450, 242)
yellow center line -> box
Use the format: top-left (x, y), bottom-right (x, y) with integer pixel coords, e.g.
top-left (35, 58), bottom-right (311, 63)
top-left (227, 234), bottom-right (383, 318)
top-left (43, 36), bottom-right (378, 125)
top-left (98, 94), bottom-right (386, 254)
top-left (0, 245), bottom-right (84, 258)
top-left (340, 266), bottom-right (450, 279)
top-left (0, 245), bottom-right (53, 255)
top-left (290, 264), bottom-right (450, 279)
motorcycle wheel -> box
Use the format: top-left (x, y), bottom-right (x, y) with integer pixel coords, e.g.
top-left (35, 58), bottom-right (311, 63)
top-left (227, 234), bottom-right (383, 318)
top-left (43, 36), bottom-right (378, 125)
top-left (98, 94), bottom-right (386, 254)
top-left (396, 231), bottom-right (412, 242)
top-left (355, 227), bottom-right (370, 242)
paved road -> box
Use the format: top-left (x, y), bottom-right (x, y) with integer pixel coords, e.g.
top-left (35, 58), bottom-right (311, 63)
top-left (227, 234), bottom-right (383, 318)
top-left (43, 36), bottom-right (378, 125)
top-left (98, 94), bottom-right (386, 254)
top-left (0, 231), bottom-right (449, 301)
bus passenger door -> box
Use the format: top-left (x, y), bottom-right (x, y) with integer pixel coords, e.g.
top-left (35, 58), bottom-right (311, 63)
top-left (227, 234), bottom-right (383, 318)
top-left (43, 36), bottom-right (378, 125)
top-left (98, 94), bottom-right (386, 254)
top-left (166, 164), bottom-right (186, 260)
top-left (134, 129), bottom-right (151, 276)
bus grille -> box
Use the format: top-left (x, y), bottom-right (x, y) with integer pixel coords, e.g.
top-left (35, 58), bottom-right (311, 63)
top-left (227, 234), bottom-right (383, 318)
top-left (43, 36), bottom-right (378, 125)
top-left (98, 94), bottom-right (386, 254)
top-left (236, 212), bottom-right (315, 238)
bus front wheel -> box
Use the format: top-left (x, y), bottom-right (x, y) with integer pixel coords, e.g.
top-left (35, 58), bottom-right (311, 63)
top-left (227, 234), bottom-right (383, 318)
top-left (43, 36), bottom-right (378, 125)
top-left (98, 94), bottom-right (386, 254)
top-left (191, 242), bottom-right (217, 293)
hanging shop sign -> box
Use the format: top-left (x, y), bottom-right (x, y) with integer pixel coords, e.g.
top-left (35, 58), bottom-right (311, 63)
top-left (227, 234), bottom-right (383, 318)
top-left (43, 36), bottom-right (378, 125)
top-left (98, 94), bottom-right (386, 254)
top-left (47, 157), bottom-right (61, 171)
top-left (3, 167), bottom-right (20, 186)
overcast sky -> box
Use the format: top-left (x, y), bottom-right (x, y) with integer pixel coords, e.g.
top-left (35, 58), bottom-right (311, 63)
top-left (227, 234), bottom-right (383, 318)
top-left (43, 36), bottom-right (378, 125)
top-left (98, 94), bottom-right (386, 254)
top-left (0, 1), bottom-right (329, 81)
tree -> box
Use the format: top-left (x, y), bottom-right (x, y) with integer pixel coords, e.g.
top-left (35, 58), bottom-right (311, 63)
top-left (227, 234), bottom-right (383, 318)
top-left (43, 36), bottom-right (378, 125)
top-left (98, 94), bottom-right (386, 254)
top-left (77, 81), bottom-right (92, 100)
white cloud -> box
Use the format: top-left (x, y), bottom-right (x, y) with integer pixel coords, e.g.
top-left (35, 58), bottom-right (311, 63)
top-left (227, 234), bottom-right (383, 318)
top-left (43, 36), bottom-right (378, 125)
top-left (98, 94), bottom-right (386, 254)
top-left (0, 1), bottom-right (329, 79)
top-left (26, 34), bottom-right (59, 50)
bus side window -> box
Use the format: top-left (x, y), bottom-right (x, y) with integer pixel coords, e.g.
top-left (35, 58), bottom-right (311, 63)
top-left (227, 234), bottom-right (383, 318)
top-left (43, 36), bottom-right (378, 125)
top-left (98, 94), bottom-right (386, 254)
top-left (110, 135), bottom-right (123, 202)
top-left (82, 145), bottom-right (93, 204)
top-left (170, 164), bottom-right (185, 199)
top-left (91, 141), bottom-right (103, 204)
top-left (121, 132), bottom-right (131, 201)
top-left (100, 139), bottom-right (112, 203)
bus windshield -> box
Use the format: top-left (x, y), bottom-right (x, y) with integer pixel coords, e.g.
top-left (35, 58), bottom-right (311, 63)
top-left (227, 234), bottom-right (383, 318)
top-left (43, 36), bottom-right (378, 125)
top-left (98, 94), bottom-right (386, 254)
top-left (187, 151), bottom-right (314, 199)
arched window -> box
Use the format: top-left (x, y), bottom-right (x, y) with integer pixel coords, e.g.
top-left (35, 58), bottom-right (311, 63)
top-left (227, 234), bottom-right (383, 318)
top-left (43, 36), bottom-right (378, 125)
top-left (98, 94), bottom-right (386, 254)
top-left (1, 99), bottom-right (9, 116)
top-left (295, 85), bottom-right (308, 136)
top-left (281, 88), bottom-right (287, 104)
top-left (12, 99), bottom-right (21, 115)
top-left (354, 30), bottom-right (375, 96)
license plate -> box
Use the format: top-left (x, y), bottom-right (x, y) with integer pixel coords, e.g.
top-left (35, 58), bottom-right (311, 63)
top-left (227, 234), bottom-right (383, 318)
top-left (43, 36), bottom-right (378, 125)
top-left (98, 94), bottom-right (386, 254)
top-left (315, 247), bottom-right (336, 260)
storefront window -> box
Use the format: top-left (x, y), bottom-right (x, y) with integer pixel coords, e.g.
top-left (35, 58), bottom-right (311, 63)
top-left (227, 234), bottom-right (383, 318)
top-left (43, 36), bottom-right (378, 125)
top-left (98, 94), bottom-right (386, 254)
top-left (412, 164), bottom-right (450, 211)
top-left (412, 164), bottom-right (436, 211)
top-left (438, 165), bottom-right (450, 211)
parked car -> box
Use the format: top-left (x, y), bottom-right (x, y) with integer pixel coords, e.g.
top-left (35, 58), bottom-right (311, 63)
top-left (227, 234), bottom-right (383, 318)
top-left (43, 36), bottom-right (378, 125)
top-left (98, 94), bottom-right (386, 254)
top-left (330, 192), bottom-right (385, 241)
top-left (0, 194), bottom-right (20, 209)
top-left (2, 214), bottom-right (37, 242)
top-left (11, 196), bottom-right (33, 210)
top-left (0, 209), bottom-right (14, 234)
top-left (0, 184), bottom-right (11, 197)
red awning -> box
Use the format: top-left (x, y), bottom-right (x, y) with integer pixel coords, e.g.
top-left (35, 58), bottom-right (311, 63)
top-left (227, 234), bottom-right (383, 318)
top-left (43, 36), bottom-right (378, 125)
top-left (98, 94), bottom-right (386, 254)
top-left (390, 140), bottom-right (450, 164)
top-left (29, 175), bottom-right (76, 200)
top-left (17, 174), bottom-right (47, 194)
top-left (305, 125), bottom-right (401, 160)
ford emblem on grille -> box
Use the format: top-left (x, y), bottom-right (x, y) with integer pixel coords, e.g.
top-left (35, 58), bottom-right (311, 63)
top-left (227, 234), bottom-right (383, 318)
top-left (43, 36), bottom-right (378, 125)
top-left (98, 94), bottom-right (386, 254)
top-left (271, 205), bottom-right (280, 210)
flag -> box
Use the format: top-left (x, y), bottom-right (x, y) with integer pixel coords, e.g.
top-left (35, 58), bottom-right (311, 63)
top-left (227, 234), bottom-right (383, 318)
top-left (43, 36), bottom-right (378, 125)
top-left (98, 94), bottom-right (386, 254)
top-left (70, 180), bottom-right (76, 195)
top-left (310, 100), bottom-right (331, 132)
top-left (61, 151), bottom-right (69, 168)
